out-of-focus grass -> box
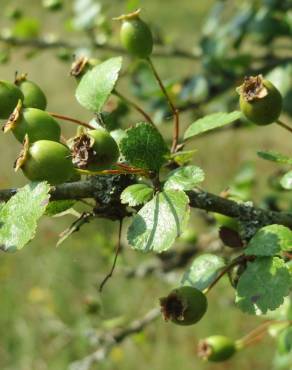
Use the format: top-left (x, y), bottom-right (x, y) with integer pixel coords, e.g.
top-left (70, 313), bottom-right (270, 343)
top-left (0, 1), bottom-right (290, 369)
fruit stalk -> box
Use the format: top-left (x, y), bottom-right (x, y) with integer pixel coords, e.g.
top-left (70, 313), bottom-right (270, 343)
top-left (276, 119), bottom-right (292, 134)
top-left (48, 112), bottom-right (95, 130)
top-left (146, 57), bottom-right (180, 153)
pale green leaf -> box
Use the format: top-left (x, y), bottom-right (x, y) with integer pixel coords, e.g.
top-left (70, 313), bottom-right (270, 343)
top-left (184, 111), bottom-right (242, 140)
top-left (181, 254), bottom-right (226, 291)
top-left (245, 225), bottom-right (292, 256)
top-left (76, 57), bottom-right (122, 112)
top-left (0, 182), bottom-right (50, 252)
top-left (128, 190), bottom-right (190, 253)
top-left (257, 151), bottom-right (292, 165)
top-left (164, 165), bottom-right (205, 191)
top-left (280, 170), bottom-right (292, 190)
top-left (45, 200), bottom-right (76, 216)
top-left (121, 184), bottom-right (153, 207)
top-left (169, 149), bottom-right (197, 166)
top-left (120, 123), bottom-right (169, 172)
top-left (236, 257), bottom-right (291, 315)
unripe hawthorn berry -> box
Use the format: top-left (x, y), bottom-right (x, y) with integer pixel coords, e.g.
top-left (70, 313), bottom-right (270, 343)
top-left (0, 80), bottom-right (24, 119)
top-left (15, 138), bottom-right (74, 185)
top-left (15, 74), bottom-right (47, 110)
top-left (115, 9), bottom-right (153, 59)
top-left (198, 335), bottom-right (237, 362)
top-left (71, 129), bottom-right (119, 171)
top-left (237, 74), bottom-right (282, 125)
top-left (160, 286), bottom-right (207, 326)
top-left (3, 102), bottom-right (60, 143)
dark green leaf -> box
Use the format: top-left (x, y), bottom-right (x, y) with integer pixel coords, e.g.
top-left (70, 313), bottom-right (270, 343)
top-left (45, 200), bottom-right (76, 216)
top-left (76, 57), bottom-right (122, 112)
top-left (0, 182), bottom-right (50, 252)
top-left (184, 111), bottom-right (242, 140)
top-left (245, 225), bottom-right (292, 256)
top-left (257, 151), bottom-right (292, 165)
top-left (236, 257), bottom-right (291, 315)
top-left (128, 190), bottom-right (190, 253)
top-left (120, 123), bottom-right (169, 172)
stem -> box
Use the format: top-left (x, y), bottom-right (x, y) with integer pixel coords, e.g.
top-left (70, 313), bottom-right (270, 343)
top-left (49, 112), bottom-right (94, 130)
top-left (146, 57), bottom-right (180, 153)
top-left (76, 167), bottom-right (150, 177)
top-left (203, 255), bottom-right (246, 295)
top-left (113, 89), bottom-right (155, 127)
top-left (99, 219), bottom-right (123, 292)
top-left (276, 119), bottom-right (292, 134)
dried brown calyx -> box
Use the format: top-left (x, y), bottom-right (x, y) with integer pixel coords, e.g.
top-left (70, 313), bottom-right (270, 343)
top-left (2, 99), bottom-right (22, 133)
top-left (14, 72), bottom-right (28, 85)
top-left (197, 339), bottom-right (212, 360)
top-left (14, 135), bottom-right (29, 171)
top-left (70, 56), bottom-right (89, 77)
top-left (71, 134), bottom-right (96, 169)
top-left (236, 74), bottom-right (268, 102)
top-left (113, 8), bottom-right (141, 21)
top-left (159, 291), bottom-right (187, 322)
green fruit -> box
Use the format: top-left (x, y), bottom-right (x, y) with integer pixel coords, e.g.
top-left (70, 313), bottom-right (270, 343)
top-left (160, 286), bottom-right (207, 326)
top-left (16, 140), bottom-right (74, 185)
top-left (237, 75), bottom-right (282, 125)
top-left (0, 80), bottom-right (23, 119)
top-left (42, 0), bottom-right (63, 11)
top-left (71, 129), bottom-right (119, 171)
top-left (198, 335), bottom-right (237, 362)
top-left (117, 10), bottom-right (153, 59)
top-left (16, 77), bottom-right (47, 110)
top-left (9, 108), bottom-right (60, 143)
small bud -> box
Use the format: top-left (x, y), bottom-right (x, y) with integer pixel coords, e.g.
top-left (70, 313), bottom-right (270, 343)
top-left (198, 335), bottom-right (237, 362)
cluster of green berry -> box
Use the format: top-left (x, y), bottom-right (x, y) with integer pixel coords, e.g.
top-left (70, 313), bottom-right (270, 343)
top-left (0, 75), bottom-right (119, 185)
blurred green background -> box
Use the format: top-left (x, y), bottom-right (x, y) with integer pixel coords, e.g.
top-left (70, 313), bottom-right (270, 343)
top-left (0, 0), bottom-right (291, 369)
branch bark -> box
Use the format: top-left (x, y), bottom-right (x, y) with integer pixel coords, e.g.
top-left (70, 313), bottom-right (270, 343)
top-left (1, 181), bottom-right (292, 229)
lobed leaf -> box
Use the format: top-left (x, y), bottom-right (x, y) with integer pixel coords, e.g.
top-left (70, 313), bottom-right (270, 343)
top-left (184, 111), bottom-right (242, 140)
top-left (120, 123), bottom-right (169, 172)
top-left (236, 257), bottom-right (291, 315)
top-left (0, 182), bottom-right (50, 252)
top-left (76, 56), bottom-right (122, 112)
top-left (127, 189), bottom-right (190, 253)
top-left (245, 225), bottom-right (292, 257)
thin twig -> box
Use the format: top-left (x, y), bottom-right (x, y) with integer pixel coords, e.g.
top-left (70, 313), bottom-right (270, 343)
top-left (49, 112), bottom-right (94, 130)
top-left (113, 89), bottom-right (155, 126)
top-left (99, 219), bottom-right (123, 292)
top-left (147, 57), bottom-right (180, 153)
top-left (276, 119), bottom-right (292, 134)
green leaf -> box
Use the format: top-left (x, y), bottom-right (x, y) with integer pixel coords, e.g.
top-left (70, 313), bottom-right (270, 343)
top-left (281, 170), bottom-right (292, 190)
top-left (169, 149), bottom-right (197, 166)
top-left (184, 111), bottom-right (242, 140)
top-left (236, 257), bottom-right (291, 315)
top-left (120, 123), bottom-right (169, 172)
top-left (164, 165), bottom-right (205, 191)
top-left (45, 200), bottom-right (76, 216)
top-left (121, 184), bottom-right (154, 207)
top-left (76, 57), bottom-right (122, 112)
top-left (181, 254), bottom-right (226, 291)
top-left (257, 151), bottom-right (292, 165)
top-left (245, 225), bottom-right (292, 257)
top-left (12, 18), bottom-right (40, 39)
top-left (128, 190), bottom-right (190, 253)
top-left (0, 182), bottom-right (50, 252)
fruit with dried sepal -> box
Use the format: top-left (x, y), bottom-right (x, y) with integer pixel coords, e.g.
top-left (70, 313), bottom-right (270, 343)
top-left (198, 335), bottom-right (237, 362)
top-left (3, 101), bottom-right (60, 143)
top-left (15, 137), bottom-right (74, 185)
top-left (15, 74), bottom-right (47, 110)
top-left (0, 80), bottom-right (23, 119)
top-left (159, 286), bottom-right (207, 326)
top-left (71, 129), bottom-right (119, 171)
top-left (237, 75), bottom-right (282, 125)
